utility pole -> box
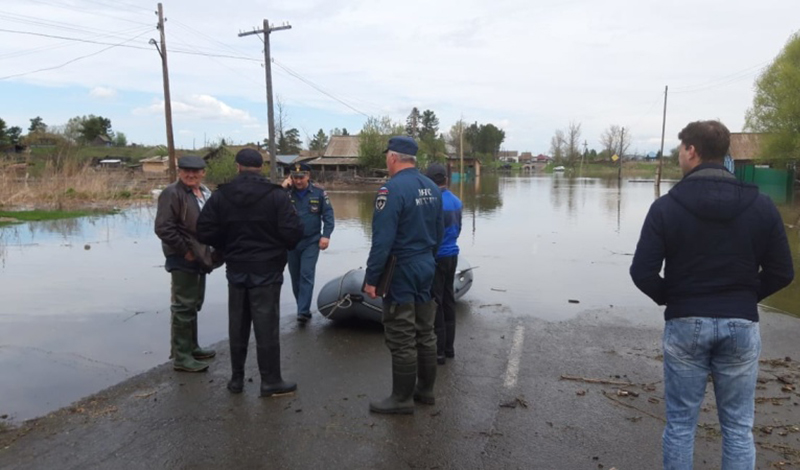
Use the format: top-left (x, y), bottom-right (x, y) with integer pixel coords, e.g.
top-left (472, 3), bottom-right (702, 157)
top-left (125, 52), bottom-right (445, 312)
top-left (239, 20), bottom-right (291, 182)
top-left (618, 127), bottom-right (625, 183)
top-left (655, 85), bottom-right (669, 188)
top-left (154, 3), bottom-right (176, 182)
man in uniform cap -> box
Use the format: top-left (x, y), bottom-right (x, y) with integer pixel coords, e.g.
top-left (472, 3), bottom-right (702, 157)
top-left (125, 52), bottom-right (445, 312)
top-left (154, 155), bottom-right (218, 372)
top-left (364, 136), bottom-right (444, 414)
top-left (281, 162), bottom-right (335, 323)
top-left (197, 148), bottom-right (304, 396)
top-left (424, 163), bottom-right (462, 365)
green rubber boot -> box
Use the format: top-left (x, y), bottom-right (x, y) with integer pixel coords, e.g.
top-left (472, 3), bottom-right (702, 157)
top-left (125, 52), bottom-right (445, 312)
top-left (172, 314), bottom-right (209, 372)
top-left (413, 352), bottom-right (437, 405)
top-left (191, 317), bottom-right (216, 359)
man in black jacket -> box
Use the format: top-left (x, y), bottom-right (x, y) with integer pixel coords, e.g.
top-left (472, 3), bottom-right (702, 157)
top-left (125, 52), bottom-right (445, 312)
top-left (630, 120), bottom-right (794, 469)
top-left (196, 149), bottom-right (304, 397)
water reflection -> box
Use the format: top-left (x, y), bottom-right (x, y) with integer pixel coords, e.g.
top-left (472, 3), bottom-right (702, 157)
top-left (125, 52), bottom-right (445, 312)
top-left (0, 174), bottom-right (798, 421)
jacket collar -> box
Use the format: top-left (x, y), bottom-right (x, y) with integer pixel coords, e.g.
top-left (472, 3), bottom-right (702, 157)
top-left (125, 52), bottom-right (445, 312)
top-left (684, 162), bottom-right (734, 180)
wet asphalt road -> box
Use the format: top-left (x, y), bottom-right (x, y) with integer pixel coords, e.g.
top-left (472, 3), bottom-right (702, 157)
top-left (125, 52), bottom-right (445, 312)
top-left (2, 302), bottom-right (800, 469)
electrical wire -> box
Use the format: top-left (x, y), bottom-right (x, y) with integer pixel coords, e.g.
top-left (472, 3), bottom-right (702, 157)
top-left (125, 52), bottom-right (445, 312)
top-left (23, 0), bottom-right (152, 27)
top-left (0, 26), bottom-right (149, 60)
top-left (671, 61), bottom-right (769, 94)
top-left (271, 59), bottom-right (371, 117)
top-left (0, 28), bottom-right (151, 80)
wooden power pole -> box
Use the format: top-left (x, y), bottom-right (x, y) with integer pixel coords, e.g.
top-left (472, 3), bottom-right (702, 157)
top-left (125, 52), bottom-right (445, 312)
top-left (655, 85), bottom-right (669, 188)
top-left (155, 3), bottom-right (176, 182)
top-left (239, 20), bottom-right (291, 182)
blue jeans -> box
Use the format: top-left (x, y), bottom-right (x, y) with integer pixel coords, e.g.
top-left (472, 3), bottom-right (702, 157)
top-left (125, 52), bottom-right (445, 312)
top-left (663, 317), bottom-right (761, 470)
top-left (288, 240), bottom-right (320, 316)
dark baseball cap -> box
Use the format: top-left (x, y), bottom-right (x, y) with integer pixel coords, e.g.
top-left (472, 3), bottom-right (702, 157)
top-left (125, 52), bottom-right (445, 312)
top-left (425, 163), bottom-right (447, 184)
top-left (178, 155), bottom-right (206, 170)
top-left (235, 148), bottom-right (263, 168)
top-left (383, 136), bottom-right (418, 156)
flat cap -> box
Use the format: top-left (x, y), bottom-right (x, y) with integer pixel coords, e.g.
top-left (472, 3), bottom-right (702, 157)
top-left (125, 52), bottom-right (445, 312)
top-left (235, 148), bottom-right (263, 168)
top-left (177, 155), bottom-right (206, 169)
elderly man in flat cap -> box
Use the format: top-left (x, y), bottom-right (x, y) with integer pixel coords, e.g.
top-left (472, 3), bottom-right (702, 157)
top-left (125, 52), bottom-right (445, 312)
top-left (155, 155), bottom-right (218, 372)
top-left (197, 149), bottom-right (304, 397)
top-left (364, 136), bottom-right (444, 414)
top-left (280, 162), bottom-right (335, 324)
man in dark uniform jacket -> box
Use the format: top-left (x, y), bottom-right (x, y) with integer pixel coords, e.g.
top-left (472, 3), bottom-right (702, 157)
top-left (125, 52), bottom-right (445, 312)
top-left (364, 136), bottom-right (444, 414)
top-left (280, 162), bottom-right (335, 323)
top-left (196, 149), bottom-right (304, 397)
top-left (154, 155), bottom-right (218, 373)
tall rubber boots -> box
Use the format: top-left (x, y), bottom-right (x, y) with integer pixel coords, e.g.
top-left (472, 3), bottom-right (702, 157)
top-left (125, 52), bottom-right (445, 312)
top-left (172, 312), bottom-right (209, 372)
top-left (252, 285), bottom-right (296, 397)
top-left (413, 352), bottom-right (437, 405)
top-left (191, 317), bottom-right (217, 360)
top-left (369, 361), bottom-right (417, 414)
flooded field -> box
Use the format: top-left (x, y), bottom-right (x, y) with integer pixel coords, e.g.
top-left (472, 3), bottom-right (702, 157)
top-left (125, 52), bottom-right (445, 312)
top-left (1, 173), bottom-right (798, 421)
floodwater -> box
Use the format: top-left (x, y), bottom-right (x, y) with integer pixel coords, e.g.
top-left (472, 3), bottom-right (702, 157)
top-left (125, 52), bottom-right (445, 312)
top-left (1, 173), bottom-right (798, 421)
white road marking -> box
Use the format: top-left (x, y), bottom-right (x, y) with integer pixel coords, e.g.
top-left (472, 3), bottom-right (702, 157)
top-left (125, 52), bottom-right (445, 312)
top-left (503, 324), bottom-right (525, 389)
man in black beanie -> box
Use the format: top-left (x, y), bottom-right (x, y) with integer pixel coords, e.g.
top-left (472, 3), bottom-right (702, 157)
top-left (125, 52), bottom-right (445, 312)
top-left (197, 148), bottom-right (304, 396)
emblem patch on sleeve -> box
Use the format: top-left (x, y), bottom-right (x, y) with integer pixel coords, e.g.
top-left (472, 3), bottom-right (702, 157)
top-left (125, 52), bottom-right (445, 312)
top-left (375, 195), bottom-right (387, 211)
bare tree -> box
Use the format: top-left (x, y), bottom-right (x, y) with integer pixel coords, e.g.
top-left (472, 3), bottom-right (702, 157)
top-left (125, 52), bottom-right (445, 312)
top-left (447, 120), bottom-right (470, 157)
top-left (565, 122), bottom-right (582, 166)
top-left (549, 129), bottom-right (566, 163)
top-left (600, 125), bottom-right (631, 159)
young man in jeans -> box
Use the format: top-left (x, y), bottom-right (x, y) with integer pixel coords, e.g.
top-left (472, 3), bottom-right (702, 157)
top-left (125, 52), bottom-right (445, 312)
top-left (630, 120), bottom-right (793, 469)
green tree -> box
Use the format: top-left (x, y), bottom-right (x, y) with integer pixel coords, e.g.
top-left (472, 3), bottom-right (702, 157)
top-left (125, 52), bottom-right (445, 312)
top-left (29, 116), bottom-right (47, 133)
top-left (114, 132), bottom-right (127, 147)
top-left (74, 115), bottom-right (113, 143)
top-left (0, 118), bottom-right (7, 146)
top-left (745, 32), bottom-right (800, 160)
top-left (447, 120), bottom-right (470, 157)
top-left (419, 110), bottom-right (439, 141)
top-left (309, 128), bottom-right (329, 155)
top-left (7, 126), bottom-right (22, 145)
top-left (358, 116), bottom-right (404, 172)
top-left (405, 107), bottom-right (420, 138)
top-left (277, 128), bottom-right (302, 154)
top-left (475, 123), bottom-right (506, 158)
top-left (341, 128), bottom-right (349, 136)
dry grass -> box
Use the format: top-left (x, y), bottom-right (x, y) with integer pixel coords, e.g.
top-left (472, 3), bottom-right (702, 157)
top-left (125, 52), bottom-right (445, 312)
top-left (0, 158), bottom-right (162, 211)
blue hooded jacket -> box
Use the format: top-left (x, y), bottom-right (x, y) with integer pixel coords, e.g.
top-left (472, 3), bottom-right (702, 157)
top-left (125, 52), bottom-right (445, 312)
top-left (630, 163), bottom-right (793, 321)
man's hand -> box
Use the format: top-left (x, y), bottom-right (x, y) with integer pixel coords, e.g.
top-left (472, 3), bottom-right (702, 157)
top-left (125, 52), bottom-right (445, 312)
top-left (363, 284), bottom-right (378, 299)
top-left (319, 237), bottom-right (330, 250)
top-left (281, 176), bottom-right (292, 189)
top-left (184, 251), bottom-right (195, 262)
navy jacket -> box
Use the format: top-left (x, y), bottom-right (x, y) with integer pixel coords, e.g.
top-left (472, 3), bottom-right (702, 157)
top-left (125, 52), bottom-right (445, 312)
top-left (436, 187), bottom-right (462, 259)
top-left (630, 163), bottom-right (793, 322)
top-left (288, 183), bottom-right (334, 244)
top-left (365, 168), bottom-right (444, 286)
top-left (196, 172), bottom-right (304, 276)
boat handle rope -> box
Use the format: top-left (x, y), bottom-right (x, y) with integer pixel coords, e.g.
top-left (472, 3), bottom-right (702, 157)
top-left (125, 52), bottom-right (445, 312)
top-left (319, 268), bottom-right (383, 319)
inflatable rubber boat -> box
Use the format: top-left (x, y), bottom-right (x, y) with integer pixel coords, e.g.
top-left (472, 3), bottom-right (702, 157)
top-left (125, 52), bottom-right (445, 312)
top-left (316, 258), bottom-right (475, 322)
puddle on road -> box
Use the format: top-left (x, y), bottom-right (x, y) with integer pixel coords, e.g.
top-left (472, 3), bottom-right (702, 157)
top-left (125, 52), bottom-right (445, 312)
top-left (1, 174), bottom-right (798, 421)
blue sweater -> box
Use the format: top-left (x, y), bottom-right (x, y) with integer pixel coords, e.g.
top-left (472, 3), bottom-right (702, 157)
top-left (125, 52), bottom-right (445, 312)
top-left (630, 163), bottom-right (794, 322)
top-left (436, 188), bottom-right (462, 258)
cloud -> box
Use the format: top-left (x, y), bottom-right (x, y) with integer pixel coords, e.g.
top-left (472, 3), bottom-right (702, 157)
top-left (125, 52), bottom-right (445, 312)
top-left (134, 94), bottom-right (255, 123)
top-left (89, 87), bottom-right (117, 99)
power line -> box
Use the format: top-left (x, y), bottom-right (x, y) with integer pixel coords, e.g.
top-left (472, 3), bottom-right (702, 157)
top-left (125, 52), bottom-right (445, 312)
top-left (0, 26), bottom-right (148, 60)
top-left (671, 61), bottom-right (769, 94)
top-left (0, 28), bottom-right (262, 62)
top-left (24, 0), bottom-right (152, 27)
top-left (0, 28), bottom-right (151, 80)
top-left (271, 60), bottom-right (371, 117)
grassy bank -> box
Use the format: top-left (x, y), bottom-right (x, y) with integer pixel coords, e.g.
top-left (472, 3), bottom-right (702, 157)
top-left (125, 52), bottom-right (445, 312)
top-left (0, 209), bottom-right (112, 227)
top-left (548, 161), bottom-right (683, 179)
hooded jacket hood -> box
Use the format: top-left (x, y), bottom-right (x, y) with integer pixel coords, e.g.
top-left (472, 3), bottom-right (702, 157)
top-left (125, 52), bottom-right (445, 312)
top-left (219, 171), bottom-right (274, 207)
top-left (668, 163), bottom-right (759, 222)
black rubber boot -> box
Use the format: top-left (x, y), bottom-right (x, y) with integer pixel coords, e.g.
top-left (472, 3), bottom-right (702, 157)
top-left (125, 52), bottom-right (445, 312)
top-left (369, 362), bottom-right (417, 414)
top-left (227, 372), bottom-right (244, 394)
top-left (413, 352), bottom-right (437, 405)
top-left (252, 285), bottom-right (296, 397)
top-left (444, 320), bottom-right (456, 359)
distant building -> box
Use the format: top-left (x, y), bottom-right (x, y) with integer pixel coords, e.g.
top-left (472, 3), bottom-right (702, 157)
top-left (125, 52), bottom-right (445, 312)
top-left (141, 156), bottom-right (169, 174)
top-left (91, 135), bottom-right (113, 147)
top-left (728, 133), bottom-right (767, 164)
top-left (498, 150), bottom-right (519, 163)
top-left (308, 135), bottom-right (362, 176)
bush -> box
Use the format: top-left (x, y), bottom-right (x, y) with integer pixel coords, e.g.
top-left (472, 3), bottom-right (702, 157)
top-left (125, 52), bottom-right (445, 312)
top-left (204, 147), bottom-right (238, 185)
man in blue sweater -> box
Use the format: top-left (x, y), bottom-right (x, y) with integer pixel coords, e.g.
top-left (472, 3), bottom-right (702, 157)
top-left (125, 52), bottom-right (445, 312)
top-left (364, 136), bottom-right (444, 414)
top-left (630, 120), bottom-right (794, 470)
top-left (425, 163), bottom-right (463, 365)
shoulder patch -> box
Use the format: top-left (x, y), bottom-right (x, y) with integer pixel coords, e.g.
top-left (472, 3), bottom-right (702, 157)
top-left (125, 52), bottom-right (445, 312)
top-left (377, 186), bottom-right (389, 195)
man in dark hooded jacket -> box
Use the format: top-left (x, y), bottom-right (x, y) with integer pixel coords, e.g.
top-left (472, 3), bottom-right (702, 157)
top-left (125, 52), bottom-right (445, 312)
top-left (630, 120), bottom-right (793, 469)
top-left (196, 149), bottom-right (304, 397)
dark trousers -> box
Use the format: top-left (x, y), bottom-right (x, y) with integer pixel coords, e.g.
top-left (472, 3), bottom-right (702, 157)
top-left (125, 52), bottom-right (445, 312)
top-left (228, 283), bottom-right (284, 382)
top-left (287, 240), bottom-right (321, 315)
top-left (382, 300), bottom-right (437, 366)
top-left (431, 256), bottom-right (457, 357)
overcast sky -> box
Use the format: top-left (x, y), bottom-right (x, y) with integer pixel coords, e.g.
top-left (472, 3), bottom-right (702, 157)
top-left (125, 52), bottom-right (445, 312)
top-left (1, 0), bottom-right (798, 154)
